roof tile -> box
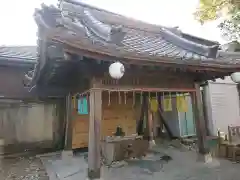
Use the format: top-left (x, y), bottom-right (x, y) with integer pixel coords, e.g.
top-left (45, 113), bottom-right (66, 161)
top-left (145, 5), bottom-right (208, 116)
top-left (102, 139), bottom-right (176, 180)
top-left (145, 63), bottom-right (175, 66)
top-left (0, 46), bottom-right (37, 62)
top-left (35, 0), bottom-right (240, 67)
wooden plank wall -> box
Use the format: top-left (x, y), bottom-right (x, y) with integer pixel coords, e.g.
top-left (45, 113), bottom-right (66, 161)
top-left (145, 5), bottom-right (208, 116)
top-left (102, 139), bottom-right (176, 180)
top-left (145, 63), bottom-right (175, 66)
top-left (72, 92), bottom-right (141, 149)
top-left (102, 92), bottom-right (140, 138)
top-left (71, 71), bottom-right (195, 149)
top-left (101, 70), bottom-right (195, 89)
top-left (72, 113), bottom-right (89, 149)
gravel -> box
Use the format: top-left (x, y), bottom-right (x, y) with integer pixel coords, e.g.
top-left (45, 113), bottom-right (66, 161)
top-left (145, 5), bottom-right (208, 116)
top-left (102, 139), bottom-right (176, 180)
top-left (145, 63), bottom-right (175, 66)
top-left (0, 156), bottom-right (49, 180)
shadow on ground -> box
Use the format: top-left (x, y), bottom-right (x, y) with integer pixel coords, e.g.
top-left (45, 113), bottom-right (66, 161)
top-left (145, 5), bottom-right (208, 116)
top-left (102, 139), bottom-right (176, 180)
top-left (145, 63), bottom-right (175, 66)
top-left (37, 142), bottom-right (240, 180)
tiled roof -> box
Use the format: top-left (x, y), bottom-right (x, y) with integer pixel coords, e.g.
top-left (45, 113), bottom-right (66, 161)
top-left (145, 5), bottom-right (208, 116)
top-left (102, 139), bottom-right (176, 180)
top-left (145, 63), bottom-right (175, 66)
top-left (221, 41), bottom-right (240, 52)
top-left (34, 0), bottom-right (240, 67)
top-left (0, 46), bottom-right (37, 62)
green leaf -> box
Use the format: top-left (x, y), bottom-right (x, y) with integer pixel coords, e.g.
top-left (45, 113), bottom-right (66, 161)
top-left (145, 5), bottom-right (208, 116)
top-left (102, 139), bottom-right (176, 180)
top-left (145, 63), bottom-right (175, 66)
top-left (194, 0), bottom-right (240, 41)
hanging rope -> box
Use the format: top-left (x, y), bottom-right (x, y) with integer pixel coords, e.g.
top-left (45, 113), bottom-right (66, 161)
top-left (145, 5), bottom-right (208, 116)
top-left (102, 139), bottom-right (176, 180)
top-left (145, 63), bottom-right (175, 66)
top-left (118, 91), bottom-right (122, 104)
top-left (148, 91), bottom-right (151, 102)
top-left (132, 91), bottom-right (135, 107)
top-left (124, 92), bottom-right (127, 104)
top-left (108, 91), bottom-right (111, 106)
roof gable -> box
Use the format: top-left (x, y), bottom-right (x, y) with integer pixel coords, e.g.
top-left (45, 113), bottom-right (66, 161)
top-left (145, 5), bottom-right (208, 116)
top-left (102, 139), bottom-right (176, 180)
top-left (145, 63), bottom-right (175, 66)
top-left (34, 0), bottom-right (240, 68)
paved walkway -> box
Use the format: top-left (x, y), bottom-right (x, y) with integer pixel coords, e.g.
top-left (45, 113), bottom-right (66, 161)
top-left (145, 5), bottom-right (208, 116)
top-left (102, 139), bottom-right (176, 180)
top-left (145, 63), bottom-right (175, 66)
top-left (39, 145), bottom-right (240, 180)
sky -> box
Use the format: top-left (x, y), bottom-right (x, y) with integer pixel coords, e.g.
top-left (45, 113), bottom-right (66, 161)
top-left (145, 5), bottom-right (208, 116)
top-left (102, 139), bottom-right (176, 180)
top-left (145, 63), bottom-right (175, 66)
top-left (0, 0), bottom-right (227, 46)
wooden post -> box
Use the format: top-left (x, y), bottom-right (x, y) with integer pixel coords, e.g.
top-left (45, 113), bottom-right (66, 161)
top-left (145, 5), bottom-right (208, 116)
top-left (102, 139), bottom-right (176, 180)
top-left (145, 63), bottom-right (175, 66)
top-left (143, 93), bottom-right (150, 141)
top-left (148, 107), bottom-right (155, 147)
top-left (142, 93), bottom-right (155, 146)
top-left (62, 93), bottom-right (73, 158)
top-left (64, 93), bottom-right (73, 150)
top-left (148, 108), bottom-right (153, 138)
top-left (88, 78), bottom-right (102, 179)
top-left (193, 83), bottom-right (209, 156)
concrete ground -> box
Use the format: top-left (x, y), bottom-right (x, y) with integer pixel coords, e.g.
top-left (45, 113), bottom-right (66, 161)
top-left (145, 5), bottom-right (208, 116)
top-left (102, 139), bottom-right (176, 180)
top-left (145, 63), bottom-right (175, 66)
top-left (0, 156), bottom-right (48, 180)
top-left (38, 142), bottom-right (240, 180)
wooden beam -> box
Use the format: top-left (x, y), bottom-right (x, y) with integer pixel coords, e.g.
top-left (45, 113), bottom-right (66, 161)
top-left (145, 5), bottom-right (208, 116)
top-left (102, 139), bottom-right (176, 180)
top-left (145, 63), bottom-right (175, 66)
top-left (88, 78), bottom-right (102, 179)
top-left (64, 93), bottom-right (73, 150)
top-left (142, 93), bottom-right (150, 141)
top-left (137, 97), bottom-right (146, 135)
top-left (192, 83), bottom-right (209, 154)
top-left (148, 102), bottom-right (155, 146)
top-left (91, 87), bottom-right (196, 92)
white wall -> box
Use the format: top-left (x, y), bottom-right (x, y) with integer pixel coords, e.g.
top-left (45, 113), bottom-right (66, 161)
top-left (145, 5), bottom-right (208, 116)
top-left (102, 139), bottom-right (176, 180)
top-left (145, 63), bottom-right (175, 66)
top-left (0, 102), bottom-right (61, 147)
top-left (204, 76), bottom-right (240, 136)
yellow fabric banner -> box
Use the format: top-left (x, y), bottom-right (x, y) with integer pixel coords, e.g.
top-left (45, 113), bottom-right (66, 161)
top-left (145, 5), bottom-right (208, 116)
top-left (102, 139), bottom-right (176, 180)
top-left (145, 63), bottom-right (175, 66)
top-left (176, 94), bottom-right (188, 112)
top-left (150, 98), bottom-right (158, 112)
top-left (163, 97), bottom-right (172, 112)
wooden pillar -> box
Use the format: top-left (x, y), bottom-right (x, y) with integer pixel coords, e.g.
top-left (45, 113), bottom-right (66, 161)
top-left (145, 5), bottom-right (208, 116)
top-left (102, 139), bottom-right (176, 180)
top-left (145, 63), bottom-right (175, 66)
top-left (193, 83), bottom-right (209, 155)
top-left (88, 78), bottom-right (102, 179)
top-left (148, 107), bottom-right (155, 146)
top-left (64, 93), bottom-right (73, 151)
top-left (143, 93), bottom-right (150, 140)
top-left (142, 93), bottom-right (155, 146)
top-left (148, 108), bottom-right (153, 139)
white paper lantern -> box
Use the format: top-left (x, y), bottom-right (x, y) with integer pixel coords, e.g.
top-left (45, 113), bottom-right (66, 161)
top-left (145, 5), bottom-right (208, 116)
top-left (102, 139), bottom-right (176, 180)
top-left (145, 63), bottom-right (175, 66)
top-left (109, 62), bottom-right (125, 79)
top-left (231, 72), bottom-right (240, 83)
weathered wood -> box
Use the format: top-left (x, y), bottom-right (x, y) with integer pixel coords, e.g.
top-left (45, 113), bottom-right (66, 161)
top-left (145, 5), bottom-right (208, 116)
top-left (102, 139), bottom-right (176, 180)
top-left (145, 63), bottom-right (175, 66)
top-left (60, 43), bottom-right (240, 73)
top-left (226, 126), bottom-right (240, 161)
top-left (101, 71), bottom-right (194, 89)
top-left (94, 86), bottom-right (196, 93)
top-left (143, 93), bottom-right (150, 140)
top-left (72, 114), bottom-right (89, 149)
top-left (72, 91), bottom-right (138, 149)
top-left (137, 94), bottom-right (146, 135)
top-left (102, 92), bottom-right (138, 138)
top-left (193, 83), bottom-right (209, 154)
top-left (157, 96), bottom-right (173, 138)
top-left (88, 78), bottom-right (102, 179)
top-left (64, 93), bottom-right (73, 150)
top-left (148, 103), bottom-right (154, 144)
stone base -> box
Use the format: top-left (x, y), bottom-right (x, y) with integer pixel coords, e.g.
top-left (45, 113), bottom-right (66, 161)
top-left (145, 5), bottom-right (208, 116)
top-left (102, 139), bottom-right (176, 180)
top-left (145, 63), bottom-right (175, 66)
top-left (61, 150), bottom-right (73, 160)
top-left (87, 168), bottom-right (101, 180)
top-left (197, 153), bottom-right (212, 163)
top-left (149, 140), bottom-right (156, 148)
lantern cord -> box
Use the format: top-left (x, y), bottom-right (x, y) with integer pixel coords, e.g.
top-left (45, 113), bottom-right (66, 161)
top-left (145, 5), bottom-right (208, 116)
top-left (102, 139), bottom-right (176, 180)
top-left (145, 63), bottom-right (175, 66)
top-left (118, 91), bottom-right (121, 104)
top-left (72, 96), bottom-right (76, 109)
top-left (73, 90), bottom-right (90, 98)
top-left (132, 91), bottom-right (135, 107)
top-left (124, 92), bottom-right (127, 104)
top-left (108, 91), bottom-right (111, 106)
top-left (163, 91), bottom-right (165, 103)
top-left (169, 91), bottom-right (172, 103)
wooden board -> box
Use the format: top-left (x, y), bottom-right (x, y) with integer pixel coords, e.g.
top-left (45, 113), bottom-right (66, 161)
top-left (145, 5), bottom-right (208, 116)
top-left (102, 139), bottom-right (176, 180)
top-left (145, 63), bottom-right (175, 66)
top-left (72, 113), bottom-right (89, 149)
top-left (72, 92), bottom-right (141, 149)
top-left (102, 92), bottom-right (140, 138)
